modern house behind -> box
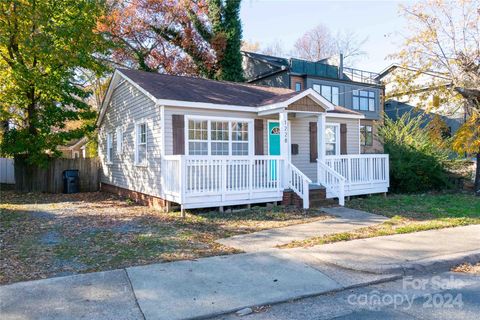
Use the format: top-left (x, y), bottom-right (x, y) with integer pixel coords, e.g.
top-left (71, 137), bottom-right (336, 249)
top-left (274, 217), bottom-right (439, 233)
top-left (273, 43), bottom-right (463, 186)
top-left (242, 51), bottom-right (385, 154)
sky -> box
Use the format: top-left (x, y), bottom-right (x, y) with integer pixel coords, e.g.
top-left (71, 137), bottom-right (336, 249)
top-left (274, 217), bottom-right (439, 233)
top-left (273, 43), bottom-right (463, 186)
top-left (240, 0), bottom-right (412, 73)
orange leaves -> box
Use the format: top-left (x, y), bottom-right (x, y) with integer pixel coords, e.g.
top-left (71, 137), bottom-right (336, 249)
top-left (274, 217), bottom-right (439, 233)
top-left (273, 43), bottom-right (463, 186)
top-left (453, 111), bottom-right (480, 154)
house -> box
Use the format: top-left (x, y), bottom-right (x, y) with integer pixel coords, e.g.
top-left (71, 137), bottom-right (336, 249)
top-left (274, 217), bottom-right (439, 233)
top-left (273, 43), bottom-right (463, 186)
top-left (97, 69), bottom-right (389, 212)
top-left (57, 137), bottom-right (89, 159)
top-left (376, 64), bottom-right (466, 135)
top-left (242, 51), bottom-right (385, 154)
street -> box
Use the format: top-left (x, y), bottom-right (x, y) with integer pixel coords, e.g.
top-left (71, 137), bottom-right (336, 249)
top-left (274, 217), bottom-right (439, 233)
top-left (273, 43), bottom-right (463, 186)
top-left (211, 271), bottom-right (480, 320)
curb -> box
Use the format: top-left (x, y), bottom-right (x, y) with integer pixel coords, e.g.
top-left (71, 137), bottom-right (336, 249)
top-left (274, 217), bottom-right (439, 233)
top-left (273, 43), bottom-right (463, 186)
top-left (323, 250), bottom-right (480, 275)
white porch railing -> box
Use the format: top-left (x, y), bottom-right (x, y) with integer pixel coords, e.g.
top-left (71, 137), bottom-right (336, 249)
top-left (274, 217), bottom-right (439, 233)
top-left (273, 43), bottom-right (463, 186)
top-left (317, 161), bottom-right (346, 206)
top-left (287, 162), bottom-right (312, 209)
top-left (320, 154), bottom-right (389, 199)
top-left (162, 155), bottom-right (286, 208)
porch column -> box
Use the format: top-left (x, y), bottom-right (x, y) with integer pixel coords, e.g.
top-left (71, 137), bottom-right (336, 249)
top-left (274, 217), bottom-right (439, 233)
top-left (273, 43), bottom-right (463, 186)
top-left (279, 111), bottom-right (289, 187)
top-left (317, 113), bottom-right (326, 163)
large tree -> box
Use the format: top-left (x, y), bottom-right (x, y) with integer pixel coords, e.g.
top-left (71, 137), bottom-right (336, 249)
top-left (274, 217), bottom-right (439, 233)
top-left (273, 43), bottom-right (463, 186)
top-left (0, 0), bottom-right (109, 166)
top-left (391, 0), bottom-right (480, 195)
top-left (292, 24), bottom-right (367, 65)
top-left (101, 0), bottom-right (244, 81)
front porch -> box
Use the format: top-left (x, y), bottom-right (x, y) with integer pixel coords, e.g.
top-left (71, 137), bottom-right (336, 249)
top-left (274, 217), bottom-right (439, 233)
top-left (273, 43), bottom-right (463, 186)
top-left (162, 153), bottom-right (389, 210)
top-left (161, 90), bottom-right (389, 210)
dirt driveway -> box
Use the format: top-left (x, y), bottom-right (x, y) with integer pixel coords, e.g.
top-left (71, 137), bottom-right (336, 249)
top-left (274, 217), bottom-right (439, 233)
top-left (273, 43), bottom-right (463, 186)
top-left (0, 191), bottom-right (329, 284)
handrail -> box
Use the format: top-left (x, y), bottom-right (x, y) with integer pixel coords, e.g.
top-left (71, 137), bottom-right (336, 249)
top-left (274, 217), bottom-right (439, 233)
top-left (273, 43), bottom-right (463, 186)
top-left (317, 160), bottom-right (345, 206)
top-left (287, 162), bottom-right (312, 209)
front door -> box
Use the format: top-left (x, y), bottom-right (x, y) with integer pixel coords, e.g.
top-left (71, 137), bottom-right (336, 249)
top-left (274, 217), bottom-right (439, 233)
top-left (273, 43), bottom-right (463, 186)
top-left (268, 121), bottom-right (281, 156)
top-left (268, 121), bottom-right (280, 180)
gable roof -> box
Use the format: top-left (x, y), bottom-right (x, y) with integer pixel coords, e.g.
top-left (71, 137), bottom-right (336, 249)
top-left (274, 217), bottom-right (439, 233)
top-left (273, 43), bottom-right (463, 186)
top-left (119, 69), bottom-right (298, 107)
top-left (97, 69), bottom-right (363, 126)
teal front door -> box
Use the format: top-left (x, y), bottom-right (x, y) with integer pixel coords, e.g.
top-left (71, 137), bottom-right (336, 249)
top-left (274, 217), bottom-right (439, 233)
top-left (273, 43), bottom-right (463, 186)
top-left (268, 122), bottom-right (280, 180)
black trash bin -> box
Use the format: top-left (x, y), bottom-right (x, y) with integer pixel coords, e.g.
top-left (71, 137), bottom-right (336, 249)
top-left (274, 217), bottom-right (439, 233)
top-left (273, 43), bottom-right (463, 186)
top-left (63, 170), bottom-right (79, 194)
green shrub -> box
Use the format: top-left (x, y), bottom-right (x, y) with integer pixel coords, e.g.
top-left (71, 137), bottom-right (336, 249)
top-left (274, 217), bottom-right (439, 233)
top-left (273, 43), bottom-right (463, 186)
top-left (379, 113), bottom-right (452, 192)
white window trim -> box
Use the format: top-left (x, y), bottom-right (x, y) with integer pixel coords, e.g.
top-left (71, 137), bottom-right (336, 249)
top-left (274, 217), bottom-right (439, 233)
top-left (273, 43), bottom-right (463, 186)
top-left (134, 122), bottom-right (148, 166)
top-left (106, 132), bottom-right (113, 164)
top-left (116, 127), bottom-right (123, 155)
top-left (184, 115), bottom-right (254, 156)
top-left (325, 123), bottom-right (340, 156)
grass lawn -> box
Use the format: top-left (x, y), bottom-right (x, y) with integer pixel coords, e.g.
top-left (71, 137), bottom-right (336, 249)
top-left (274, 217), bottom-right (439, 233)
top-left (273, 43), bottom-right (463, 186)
top-left (279, 192), bottom-right (480, 249)
top-left (0, 191), bottom-right (329, 285)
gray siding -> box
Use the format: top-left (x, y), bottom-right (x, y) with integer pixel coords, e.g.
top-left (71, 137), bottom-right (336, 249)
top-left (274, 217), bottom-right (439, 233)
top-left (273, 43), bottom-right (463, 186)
top-left (290, 116), bottom-right (360, 181)
top-left (305, 77), bottom-right (382, 120)
top-left (98, 81), bottom-right (163, 197)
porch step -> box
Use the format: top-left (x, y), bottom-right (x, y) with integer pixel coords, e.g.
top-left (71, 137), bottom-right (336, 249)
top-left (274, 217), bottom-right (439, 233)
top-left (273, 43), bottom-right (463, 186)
top-left (282, 185), bottom-right (337, 209)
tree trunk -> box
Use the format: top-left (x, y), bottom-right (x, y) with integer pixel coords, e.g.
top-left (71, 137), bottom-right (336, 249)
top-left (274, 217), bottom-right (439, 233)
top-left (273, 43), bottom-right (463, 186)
top-left (475, 152), bottom-right (480, 196)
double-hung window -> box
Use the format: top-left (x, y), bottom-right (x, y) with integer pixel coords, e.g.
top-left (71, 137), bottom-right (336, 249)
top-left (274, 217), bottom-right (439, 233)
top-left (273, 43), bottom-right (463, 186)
top-left (106, 132), bottom-right (113, 163)
top-left (135, 123), bottom-right (147, 165)
top-left (187, 118), bottom-right (250, 156)
top-left (313, 84), bottom-right (339, 105)
top-left (325, 124), bottom-right (340, 156)
top-left (353, 90), bottom-right (375, 111)
top-left (360, 124), bottom-right (373, 146)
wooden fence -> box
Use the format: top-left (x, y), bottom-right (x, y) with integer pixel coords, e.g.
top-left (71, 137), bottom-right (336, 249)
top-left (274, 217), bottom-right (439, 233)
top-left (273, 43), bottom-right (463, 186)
top-left (14, 157), bottom-right (100, 193)
top-left (0, 158), bottom-right (15, 184)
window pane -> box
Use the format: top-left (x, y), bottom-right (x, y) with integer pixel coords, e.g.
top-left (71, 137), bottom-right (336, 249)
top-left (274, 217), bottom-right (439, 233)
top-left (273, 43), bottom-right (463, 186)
top-left (360, 97), bottom-right (369, 110)
top-left (325, 126), bottom-right (337, 144)
top-left (369, 91), bottom-right (375, 98)
top-left (352, 90), bottom-right (359, 96)
top-left (140, 124), bottom-right (146, 143)
top-left (366, 125), bottom-right (373, 146)
top-left (360, 90), bottom-right (368, 97)
top-left (369, 98), bottom-right (375, 111)
top-left (353, 98), bottom-right (359, 109)
top-left (360, 125), bottom-right (366, 145)
top-left (232, 122), bottom-right (248, 141)
top-left (232, 142), bottom-right (248, 155)
top-left (211, 121), bottom-right (228, 141)
top-left (326, 143), bottom-right (336, 155)
top-left (211, 142), bottom-right (229, 155)
top-left (188, 142), bottom-right (208, 155)
top-left (295, 82), bottom-right (301, 91)
top-left (321, 85), bottom-right (332, 102)
top-left (138, 144), bottom-right (146, 163)
top-left (189, 120), bottom-right (208, 140)
top-left (332, 87), bottom-right (339, 105)
top-left (313, 84), bottom-right (320, 93)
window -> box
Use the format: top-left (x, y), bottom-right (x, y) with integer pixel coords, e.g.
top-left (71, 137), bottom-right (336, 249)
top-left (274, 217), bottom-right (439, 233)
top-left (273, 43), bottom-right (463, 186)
top-left (325, 124), bottom-right (340, 156)
top-left (353, 90), bottom-right (375, 111)
top-left (106, 132), bottom-right (113, 163)
top-left (313, 84), bottom-right (339, 105)
top-left (295, 82), bottom-right (302, 92)
top-left (188, 119), bottom-right (208, 155)
top-left (231, 122), bottom-right (249, 155)
top-left (135, 123), bottom-right (147, 165)
top-left (73, 151), bottom-right (80, 159)
top-left (360, 124), bottom-right (373, 146)
top-left (116, 127), bottom-right (123, 155)
top-left (187, 118), bottom-right (250, 156)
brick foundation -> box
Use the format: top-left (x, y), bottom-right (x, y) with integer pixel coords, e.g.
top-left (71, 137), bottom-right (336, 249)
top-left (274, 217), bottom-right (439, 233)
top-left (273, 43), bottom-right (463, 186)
top-left (282, 189), bottom-right (304, 208)
top-left (282, 187), bottom-right (336, 208)
top-left (100, 183), bottom-right (171, 211)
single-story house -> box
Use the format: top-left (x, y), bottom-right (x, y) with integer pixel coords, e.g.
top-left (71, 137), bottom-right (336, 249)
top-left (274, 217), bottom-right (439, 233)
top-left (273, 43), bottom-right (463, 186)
top-left (97, 69), bottom-right (389, 211)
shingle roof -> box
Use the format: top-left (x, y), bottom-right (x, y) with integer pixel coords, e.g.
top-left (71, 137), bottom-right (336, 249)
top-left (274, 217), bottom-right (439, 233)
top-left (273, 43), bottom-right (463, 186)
top-left (119, 69), bottom-right (295, 107)
top-left (118, 69), bottom-right (362, 116)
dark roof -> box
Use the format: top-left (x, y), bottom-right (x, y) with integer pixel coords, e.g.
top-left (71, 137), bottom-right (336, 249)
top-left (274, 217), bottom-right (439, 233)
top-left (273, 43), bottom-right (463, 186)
top-left (118, 69), bottom-right (362, 116)
top-left (119, 69), bottom-right (295, 107)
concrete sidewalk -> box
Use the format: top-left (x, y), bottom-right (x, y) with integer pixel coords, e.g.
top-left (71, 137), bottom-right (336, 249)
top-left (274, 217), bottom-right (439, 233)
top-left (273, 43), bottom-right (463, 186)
top-left (297, 224), bottom-right (480, 274)
top-left (217, 207), bottom-right (387, 252)
top-left (2, 224), bottom-right (479, 320)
